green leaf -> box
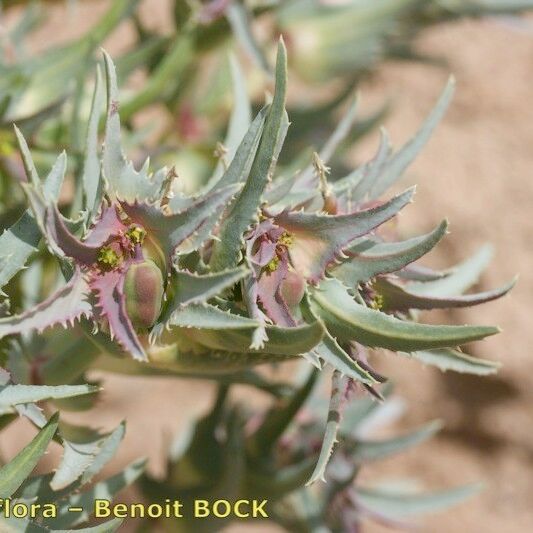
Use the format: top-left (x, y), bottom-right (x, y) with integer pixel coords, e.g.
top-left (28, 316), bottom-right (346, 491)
top-left (0, 268), bottom-right (92, 341)
top-left (367, 77), bottom-right (455, 199)
top-left (314, 332), bottom-right (379, 385)
top-left (248, 368), bottom-right (318, 457)
top-left (307, 371), bottom-right (347, 485)
top-left (409, 348), bottom-right (500, 375)
top-left (121, 184), bottom-right (241, 263)
top-left (345, 420), bottom-right (442, 463)
top-left (0, 413), bottom-right (58, 498)
top-left (146, 343), bottom-right (301, 374)
top-left (51, 434), bottom-right (104, 491)
top-left (43, 459), bottom-right (146, 529)
top-left (333, 220), bottom-right (448, 286)
top-left (0, 149), bottom-right (66, 289)
top-left (374, 276), bottom-right (515, 311)
top-left (80, 422), bottom-right (126, 485)
top-left (82, 65), bottom-right (105, 221)
top-left (179, 313), bottom-right (324, 355)
top-left (406, 244), bottom-right (494, 297)
top-left (162, 302), bottom-right (259, 330)
top-left (118, 32), bottom-right (193, 121)
top-left (154, 268), bottom-right (249, 339)
top-left (295, 96), bottom-right (358, 189)
top-left (210, 39), bottom-right (288, 271)
top-left (202, 105), bottom-right (268, 196)
top-left (0, 384), bottom-right (98, 410)
top-left (227, 2), bottom-right (271, 74)
top-left (95, 354), bottom-right (291, 395)
top-left (301, 294), bottom-right (378, 384)
top-left (355, 483), bottom-right (482, 517)
top-left (101, 51), bottom-right (162, 203)
top-left (213, 54), bottom-right (252, 179)
top-left (310, 278), bottom-right (499, 351)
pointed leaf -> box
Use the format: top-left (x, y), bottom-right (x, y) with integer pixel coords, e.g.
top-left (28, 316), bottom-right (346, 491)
top-left (51, 437), bottom-right (103, 491)
top-left (172, 267), bottom-right (248, 306)
top-left (0, 152), bottom-right (66, 289)
top-left (310, 278), bottom-right (499, 351)
top-left (203, 106), bottom-right (268, 196)
top-left (23, 184), bottom-right (101, 265)
top-left (275, 188), bottom-right (414, 282)
top-left (355, 483), bottom-right (481, 518)
top-left (102, 52), bottom-right (161, 203)
top-left (155, 267), bottom-right (249, 336)
top-left (367, 78), bottom-right (455, 199)
top-left (80, 422), bottom-right (126, 485)
top-left (92, 269), bottom-right (146, 361)
top-left (44, 459), bottom-right (145, 529)
top-left (147, 343), bottom-right (300, 374)
top-left (296, 96), bottom-right (358, 190)
top-left (346, 420), bottom-right (442, 463)
top-left (307, 371), bottom-right (347, 485)
top-left (410, 348), bottom-right (500, 375)
top-left (0, 269), bottom-right (92, 340)
top-left (227, 2), bottom-right (271, 74)
top-left (333, 220), bottom-right (448, 286)
top-left (121, 184), bottom-right (241, 264)
top-left (374, 276), bottom-right (515, 311)
top-left (210, 40), bottom-right (288, 271)
top-left (82, 65), bottom-right (105, 220)
top-left (407, 244), bottom-right (494, 297)
top-left (314, 333), bottom-right (379, 386)
top-left (180, 315), bottom-right (324, 355)
top-left (161, 302), bottom-right (259, 331)
top-left (0, 384), bottom-right (98, 410)
top-left (0, 413), bottom-right (59, 498)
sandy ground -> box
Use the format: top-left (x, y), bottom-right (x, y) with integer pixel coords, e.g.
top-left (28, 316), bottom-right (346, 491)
top-left (1, 1), bottom-right (533, 532)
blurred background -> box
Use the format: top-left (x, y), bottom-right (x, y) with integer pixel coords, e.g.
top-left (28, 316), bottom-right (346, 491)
top-left (1, 1), bottom-right (532, 531)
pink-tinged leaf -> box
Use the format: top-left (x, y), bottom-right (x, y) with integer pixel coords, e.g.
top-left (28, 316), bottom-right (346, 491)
top-left (257, 253), bottom-right (296, 327)
top-left (242, 276), bottom-right (269, 349)
top-left (23, 183), bottom-right (101, 266)
top-left (274, 188), bottom-right (414, 283)
top-left (91, 269), bottom-right (147, 361)
top-left (121, 184), bottom-right (240, 265)
top-left (84, 204), bottom-right (128, 247)
top-left (374, 276), bottom-right (516, 311)
top-left (45, 203), bottom-right (102, 265)
top-left (0, 269), bottom-right (92, 339)
top-left (245, 220), bottom-right (284, 269)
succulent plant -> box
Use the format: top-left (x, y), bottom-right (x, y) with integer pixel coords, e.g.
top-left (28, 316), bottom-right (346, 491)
top-left (140, 370), bottom-right (480, 532)
top-left (0, 367), bottom-right (142, 532)
top-left (0, 40), bottom-right (512, 481)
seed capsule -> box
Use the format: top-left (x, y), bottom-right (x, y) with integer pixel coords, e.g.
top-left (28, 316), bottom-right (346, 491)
top-left (124, 260), bottom-right (164, 330)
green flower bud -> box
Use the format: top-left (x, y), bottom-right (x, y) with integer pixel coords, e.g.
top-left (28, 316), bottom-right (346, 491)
top-left (124, 260), bottom-right (164, 330)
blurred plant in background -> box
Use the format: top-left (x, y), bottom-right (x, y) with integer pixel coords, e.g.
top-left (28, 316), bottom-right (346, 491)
top-left (0, 0), bottom-right (524, 531)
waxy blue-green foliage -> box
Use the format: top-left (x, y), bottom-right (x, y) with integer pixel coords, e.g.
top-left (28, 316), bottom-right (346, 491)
top-left (141, 373), bottom-right (482, 532)
top-left (0, 367), bottom-right (141, 532)
top-left (0, 29), bottom-right (514, 530)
